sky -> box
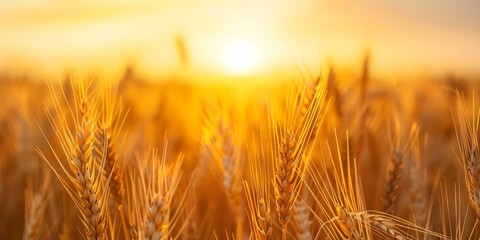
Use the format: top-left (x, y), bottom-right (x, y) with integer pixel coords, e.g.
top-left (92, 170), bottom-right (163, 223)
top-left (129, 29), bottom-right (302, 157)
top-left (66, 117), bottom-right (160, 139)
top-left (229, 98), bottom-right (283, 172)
top-left (0, 0), bottom-right (479, 80)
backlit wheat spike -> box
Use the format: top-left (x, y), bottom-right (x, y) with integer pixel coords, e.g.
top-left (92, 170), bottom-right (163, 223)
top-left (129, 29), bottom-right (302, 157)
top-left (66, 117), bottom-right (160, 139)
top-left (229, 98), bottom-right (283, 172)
top-left (202, 111), bottom-right (244, 239)
top-left (382, 149), bottom-right (404, 215)
top-left (219, 119), bottom-right (242, 215)
top-left (336, 205), bottom-right (364, 240)
top-left (409, 171), bottom-right (427, 227)
top-left (256, 197), bottom-right (273, 240)
top-left (365, 214), bottom-right (406, 240)
top-left (382, 123), bottom-right (419, 215)
top-left (140, 149), bottom-right (183, 240)
top-left (184, 213), bottom-right (199, 240)
top-left (303, 130), bottom-right (370, 240)
top-left (96, 126), bottom-right (124, 203)
top-left (145, 195), bottom-right (169, 240)
top-left (337, 206), bottom-right (408, 240)
top-left (293, 197), bottom-right (313, 240)
top-left (244, 182), bottom-right (273, 240)
top-left (298, 73), bottom-right (324, 146)
top-left (275, 130), bottom-right (299, 239)
top-left (40, 79), bottom-right (108, 240)
top-left (23, 193), bottom-right (46, 240)
top-left (274, 72), bottom-right (328, 240)
top-left (70, 87), bottom-right (107, 239)
top-left (244, 131), bottom-right (273, 240)
top-left (23, 173), bottom-right (50, 240)
top-left (95, 83), bottom-right (131, 238)
top-left (454, 92), bottom-right (480, 218)
top-left (340, 209), bottom-right (446, 240)
top-left (217, 117), bottom-right (243, 239)
top-left (129, 226), bottom-right (139, 240)
top-left (465, 146), bottom-right (480, 217)
top-left (408, 135), bottom-right (427, 227)
top-left (300, 74), bottom-right (320, 117)
top-left (72, 115), bottom-right (106, 239)
top-left (23, 195), bottom-right (42, 240)
top-left (361, 211), bottom-right (446, 240)
top-left (96, 84), bottom-right (127, 205)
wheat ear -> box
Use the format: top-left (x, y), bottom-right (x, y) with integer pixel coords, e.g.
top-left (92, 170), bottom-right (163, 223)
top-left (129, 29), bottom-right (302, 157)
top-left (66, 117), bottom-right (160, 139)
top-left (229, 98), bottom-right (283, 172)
top-left (184, 211), bottom-right (199, 240)
top-left (275, 130), bottom-right (302, 240)
top-left (338, 207), bottom-right (446, 240)
top-left (73, 117), bottom-right (107, 239)
top-left (244, 181), bottom-right (273, 240)
top-left (143, 151), bottom-right (183, 240)
top-left (23, 193), bottom-right (46, 240)
top-left (293, 197), bottom-right (313, 240)
top-left (74, 80), bottom-right (107, 239)
top-left (275, 73), bottom-right (327, 240)
top-left (454, 92), bottom-right (480, 218)
top-left (408, 138), bottom-right (427, 227)
top-left (98, 128), bottom-right (124, 203)
top-left (218, 119), bottom-right (243, 216)
top-left (203, 114), bottom-right (244, 239)
top-left (244, 131), bottom-right (274, 240)
top-left (337, 206), bottom-right (407, 240)
top-left (40, 80), bottom-right (108, 239)
top-left (23, 173), bottom-right (50, 240)
top-left (96, 84), bottom-right (126, 205)
top-left (382, 150), bottom-right (403, 214)
top-left (298, 74), bottom-right (323, 146)
top-left (336, 205), bottom-right (365, 240)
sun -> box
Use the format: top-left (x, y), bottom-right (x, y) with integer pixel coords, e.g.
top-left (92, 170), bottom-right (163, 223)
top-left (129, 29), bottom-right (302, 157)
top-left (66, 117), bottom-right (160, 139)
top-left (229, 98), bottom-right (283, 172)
top-left (221, 40), bottom-right (259, 74)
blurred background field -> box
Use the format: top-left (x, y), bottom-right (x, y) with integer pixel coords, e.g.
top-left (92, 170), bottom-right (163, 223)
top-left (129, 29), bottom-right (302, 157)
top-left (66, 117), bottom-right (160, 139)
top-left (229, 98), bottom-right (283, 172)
top-left (1, 0), bottom-right (480, 80)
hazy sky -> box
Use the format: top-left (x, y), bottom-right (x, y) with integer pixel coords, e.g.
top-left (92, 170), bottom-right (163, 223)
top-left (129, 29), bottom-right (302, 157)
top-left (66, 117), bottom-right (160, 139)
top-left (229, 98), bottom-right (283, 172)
top-left (0, 0), bottom-right (479, 79)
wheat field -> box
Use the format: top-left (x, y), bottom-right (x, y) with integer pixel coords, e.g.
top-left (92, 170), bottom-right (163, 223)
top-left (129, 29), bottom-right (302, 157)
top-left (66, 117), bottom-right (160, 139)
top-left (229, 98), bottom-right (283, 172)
top-left (1, 62), bottom-right (480, 240)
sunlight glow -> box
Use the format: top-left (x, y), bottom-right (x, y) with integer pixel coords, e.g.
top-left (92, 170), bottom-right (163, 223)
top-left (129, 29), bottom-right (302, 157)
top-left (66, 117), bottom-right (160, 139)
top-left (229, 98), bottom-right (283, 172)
top-left (221, 41), bottom-right (259, 74)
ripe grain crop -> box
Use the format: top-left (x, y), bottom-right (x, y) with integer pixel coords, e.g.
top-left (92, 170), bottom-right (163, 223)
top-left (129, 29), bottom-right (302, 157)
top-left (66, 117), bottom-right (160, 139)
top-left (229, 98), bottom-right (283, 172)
top-left (1, 65), bottom-right (479, 239)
